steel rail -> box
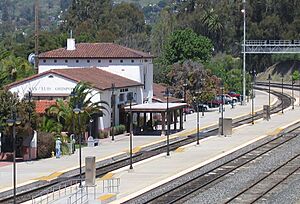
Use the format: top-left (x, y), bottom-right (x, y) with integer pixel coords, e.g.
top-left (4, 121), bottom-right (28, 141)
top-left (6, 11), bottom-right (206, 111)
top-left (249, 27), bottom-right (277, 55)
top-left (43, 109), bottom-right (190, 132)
top-left (225, 154), bottom-right (300, 204)
top-left (133, 127), bottom-right (300, 204)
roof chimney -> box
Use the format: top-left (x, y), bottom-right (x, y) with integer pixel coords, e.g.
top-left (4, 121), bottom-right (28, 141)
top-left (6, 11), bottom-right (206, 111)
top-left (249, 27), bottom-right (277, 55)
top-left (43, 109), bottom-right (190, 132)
top-left (67, 30), bottom-right (75, 50)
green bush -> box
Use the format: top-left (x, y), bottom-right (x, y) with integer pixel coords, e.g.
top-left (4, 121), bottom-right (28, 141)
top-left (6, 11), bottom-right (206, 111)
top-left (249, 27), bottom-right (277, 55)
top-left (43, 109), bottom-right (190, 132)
top-left (99, 130), bottom-right (109, 139)
top-left (37, 132), bottom-right (55, 159)
top-left (111, 124), bottom-right (126, 135)
top-left (61, 142), bottom-right (69, 155)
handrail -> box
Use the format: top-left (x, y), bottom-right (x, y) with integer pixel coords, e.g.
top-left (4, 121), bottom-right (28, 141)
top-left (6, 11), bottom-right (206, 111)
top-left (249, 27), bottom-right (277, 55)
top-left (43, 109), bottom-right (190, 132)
top-left (68, 185), bottom-right (96, 204)
top-left (31, 179), bottom-right (82, 204)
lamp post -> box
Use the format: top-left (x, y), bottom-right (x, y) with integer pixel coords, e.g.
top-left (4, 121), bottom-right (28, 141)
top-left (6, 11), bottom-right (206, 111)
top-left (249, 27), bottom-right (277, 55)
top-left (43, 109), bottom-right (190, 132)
top-left (89, 119), bottom-right (93, 137)
top-left (25, 91), bottom-right (32, 160)
top-left (183, 81), bottom-right (188, 122)
top-left (268, 74), bottom-right (272, 108)
top-left (292, 77), bottom-right (295, 110)
top-left (127, 92), bottom-right (134, 169)
top-left (193, 96), bottom-right (200, 145)
top-left (220, 82), bottom-right (224, 135)
top-left (6, 111), bottom-right (22, 204)
top-left (281, 74), bottom-right (284, 114)
top-left (73, 104), bottom-right (84, 187)
top-left (111, 83), bottom-right (116, 141)
top-left (164, 88), bottom-right (171, 156)
top-left (250, 69), bottom-right (256, 124)
top-left (299, 78), bottom-right (300, 106)
top-left (242, 0), bottom-right (246, 105)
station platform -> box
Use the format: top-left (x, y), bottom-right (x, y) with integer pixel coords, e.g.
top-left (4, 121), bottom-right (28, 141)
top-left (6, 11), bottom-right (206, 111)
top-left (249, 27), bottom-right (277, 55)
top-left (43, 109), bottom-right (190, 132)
top-left (0, 90), bottom-right (288, 203)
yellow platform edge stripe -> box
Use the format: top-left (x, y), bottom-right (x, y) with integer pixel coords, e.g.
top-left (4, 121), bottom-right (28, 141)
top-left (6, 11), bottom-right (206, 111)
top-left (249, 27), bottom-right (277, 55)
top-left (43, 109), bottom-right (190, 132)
top-left (98, 172), bottom-right (114, 181)
top-left (175, 147), bottom-right (185, 152)
top-left (132, 146), bottom-right (142, 154)
top-left (267, 127), bottom-right (283, 136)
top-left (98, 193), bottom-right (116, 201)
top-left (34, 171), bottom-right (63, 181)
top-left (124, 146), bottom-right (142, 154)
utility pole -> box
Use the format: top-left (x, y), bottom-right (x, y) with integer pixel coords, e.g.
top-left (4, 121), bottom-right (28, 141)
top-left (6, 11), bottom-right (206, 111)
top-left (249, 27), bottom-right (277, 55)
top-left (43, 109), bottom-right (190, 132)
top-left (242, 0), bottom-right (246, 105)
top-left (34, 0), bottom-right (39, 72)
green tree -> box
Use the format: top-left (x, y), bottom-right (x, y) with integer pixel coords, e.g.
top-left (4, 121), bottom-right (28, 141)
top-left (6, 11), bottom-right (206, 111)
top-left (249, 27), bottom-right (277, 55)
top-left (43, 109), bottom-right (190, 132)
top-left (47, 82), bottom-right (108, 135)
top-left (150, 8), bottom-right (176, 56)
top-left (167, 60), bottom-right (219, 104)
top-left (162, 29), bottom-right (213, 65)
top-left (292, 70), bottom-right (300, 81)
top-left (39, 117), bottom-right (63, 135)
top-left (0, 90), bottom-right (37, 138)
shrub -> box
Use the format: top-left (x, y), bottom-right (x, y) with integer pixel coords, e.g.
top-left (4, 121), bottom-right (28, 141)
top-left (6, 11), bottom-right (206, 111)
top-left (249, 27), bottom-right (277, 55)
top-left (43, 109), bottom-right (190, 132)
top-left (37, 132), bottom-right (55, 159)
top-left (99, 130), bottom-right (109, 139)
top-left (61, 142), bottom-right (69, 155)
top-left (111, 124), bottom-right (126, 135)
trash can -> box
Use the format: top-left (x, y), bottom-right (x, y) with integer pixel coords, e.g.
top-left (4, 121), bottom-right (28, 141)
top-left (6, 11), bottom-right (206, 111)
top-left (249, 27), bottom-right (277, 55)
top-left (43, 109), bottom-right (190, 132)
top-left (87, 136), bottom-right (94, 147)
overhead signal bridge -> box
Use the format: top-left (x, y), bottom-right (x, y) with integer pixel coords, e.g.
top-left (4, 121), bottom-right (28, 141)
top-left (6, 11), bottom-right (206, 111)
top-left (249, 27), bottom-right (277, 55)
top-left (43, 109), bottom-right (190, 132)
top-left (243, 40), bottom-right (300, 54)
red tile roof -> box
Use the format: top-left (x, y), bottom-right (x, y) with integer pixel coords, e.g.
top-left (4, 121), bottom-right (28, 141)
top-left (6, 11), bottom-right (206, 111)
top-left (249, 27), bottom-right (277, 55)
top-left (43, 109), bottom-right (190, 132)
top-left (39, 43), bottom-right (153, 59)
top-left (153, 83), bottom-right (182, 103)
top-left (7, 68), bottom-right (143, 91)
top-left (35, 100), bottom-right (56, 113)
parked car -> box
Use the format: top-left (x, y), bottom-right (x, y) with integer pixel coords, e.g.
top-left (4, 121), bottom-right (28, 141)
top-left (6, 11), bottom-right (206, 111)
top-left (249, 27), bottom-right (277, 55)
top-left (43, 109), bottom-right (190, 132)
top-left (228, 91), bottom-right (241, 101)
top-left (198, 104), bottom-right (210, 112)
top-left (183, 105), bottom-right (195, 114)
top-left (207, 98), bottom-right (223, 108)
top-left (218, 94), bottom-right (238, 104)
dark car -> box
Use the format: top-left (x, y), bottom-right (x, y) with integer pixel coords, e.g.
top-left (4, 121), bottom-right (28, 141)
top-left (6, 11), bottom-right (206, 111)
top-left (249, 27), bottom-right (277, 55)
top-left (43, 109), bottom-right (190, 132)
top-left (198, 104), bottom-right (210, 112)
top-left (183, 105), bottom-right (195, 114)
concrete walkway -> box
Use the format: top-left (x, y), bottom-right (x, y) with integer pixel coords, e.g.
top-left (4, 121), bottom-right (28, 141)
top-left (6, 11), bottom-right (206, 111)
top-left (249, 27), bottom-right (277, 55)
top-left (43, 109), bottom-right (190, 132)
top-left (0, 91), bottom-right (275, 196)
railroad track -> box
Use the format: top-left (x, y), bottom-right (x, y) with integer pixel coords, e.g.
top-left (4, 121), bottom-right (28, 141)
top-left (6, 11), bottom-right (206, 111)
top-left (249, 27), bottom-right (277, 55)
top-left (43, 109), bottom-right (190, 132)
top-left (225, 153), bottom-right (300, 203)
top-left (0, 86), bottom-right (293, 203)
top-left (126, 124), bottom-right (300, 204)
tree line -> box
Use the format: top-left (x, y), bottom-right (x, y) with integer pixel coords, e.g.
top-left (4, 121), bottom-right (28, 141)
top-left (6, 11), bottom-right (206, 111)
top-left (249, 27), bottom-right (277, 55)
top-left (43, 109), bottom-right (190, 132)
top-left (0, 0), bottom-right (299, 95)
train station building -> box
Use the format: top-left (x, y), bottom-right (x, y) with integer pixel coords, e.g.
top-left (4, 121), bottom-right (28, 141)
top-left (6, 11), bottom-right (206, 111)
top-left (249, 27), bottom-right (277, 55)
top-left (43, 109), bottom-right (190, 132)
top-left (6, 38), bottom-right (186, 139)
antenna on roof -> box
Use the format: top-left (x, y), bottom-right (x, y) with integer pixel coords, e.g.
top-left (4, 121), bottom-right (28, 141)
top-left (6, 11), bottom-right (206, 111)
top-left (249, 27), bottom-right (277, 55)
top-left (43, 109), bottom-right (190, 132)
top-left (34, 0), bottom-right (39, 72)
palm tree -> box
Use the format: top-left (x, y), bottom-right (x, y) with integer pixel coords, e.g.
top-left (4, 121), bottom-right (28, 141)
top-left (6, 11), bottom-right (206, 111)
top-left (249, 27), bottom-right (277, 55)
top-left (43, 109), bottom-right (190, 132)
top-left (47, 82), bottom-right (109, 134)
top-left (39, 117), bottom-right (63, 134)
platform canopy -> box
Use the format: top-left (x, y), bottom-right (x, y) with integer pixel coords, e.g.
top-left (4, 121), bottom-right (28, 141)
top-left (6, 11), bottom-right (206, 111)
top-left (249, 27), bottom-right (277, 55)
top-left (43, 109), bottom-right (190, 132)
top-left (124, 102), bottom-right (187, 113)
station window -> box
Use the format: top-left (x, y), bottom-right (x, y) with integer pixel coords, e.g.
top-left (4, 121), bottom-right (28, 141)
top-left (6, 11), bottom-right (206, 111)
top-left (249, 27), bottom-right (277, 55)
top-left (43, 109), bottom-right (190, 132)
top-left (98, 60), bottom-right (101, 63)
top-left (87, 60), bottom-right (90, 63)
top-left (120, 59), bottom-right (123, 63)
top-left (119, 93), bottom-right (125, 102)
top-left (65, 60), bottom-right (68, 63)
top-left (131, 59), bottom-right (134, 63)
top-left (109, 60), bottom-right (112, 63)
top-left (54, 59), bottom-right (57, 63)
top-left (76, 60), bottom-right (79, 63)
top-left (43, 59), bottom-right (46, 63)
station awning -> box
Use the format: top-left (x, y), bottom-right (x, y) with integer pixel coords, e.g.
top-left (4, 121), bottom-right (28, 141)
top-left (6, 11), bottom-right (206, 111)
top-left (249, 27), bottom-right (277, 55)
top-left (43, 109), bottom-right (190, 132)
top-left (124, 103), bottom-right (187, 113)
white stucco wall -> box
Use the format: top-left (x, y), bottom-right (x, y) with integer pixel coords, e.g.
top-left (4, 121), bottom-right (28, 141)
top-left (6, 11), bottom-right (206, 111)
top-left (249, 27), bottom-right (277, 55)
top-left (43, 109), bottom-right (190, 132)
top-left (9, 73), bottom-right (77, 99)
top-left (38, 58), bottom-right (154, 102)
top-left (9, 73), bottom-right (143, 130)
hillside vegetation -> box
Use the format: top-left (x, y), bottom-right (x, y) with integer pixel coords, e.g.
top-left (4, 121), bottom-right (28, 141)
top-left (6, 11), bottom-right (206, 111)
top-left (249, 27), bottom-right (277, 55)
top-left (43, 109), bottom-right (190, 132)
top-left (0, 0), bottom-right (300, 94)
